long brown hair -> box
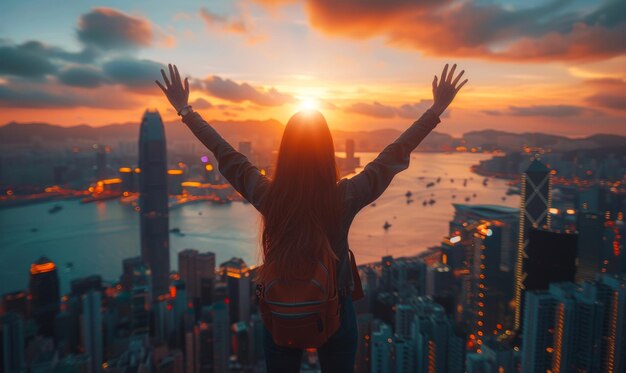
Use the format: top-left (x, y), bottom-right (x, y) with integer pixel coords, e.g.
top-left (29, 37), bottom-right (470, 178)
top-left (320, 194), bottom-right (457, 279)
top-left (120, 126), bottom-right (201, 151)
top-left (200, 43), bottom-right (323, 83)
top-left (256, 110), bottom-right (341, 282)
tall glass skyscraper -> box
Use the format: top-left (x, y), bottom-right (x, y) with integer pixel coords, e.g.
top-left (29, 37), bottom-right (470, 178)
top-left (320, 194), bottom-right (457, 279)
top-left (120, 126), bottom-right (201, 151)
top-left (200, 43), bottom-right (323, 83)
top-left (138, 110), bottom-right (170, 296)
top-left (514, 158), bottom-right (552, 330)
top-left (29, 256), bottom-right (60, 337)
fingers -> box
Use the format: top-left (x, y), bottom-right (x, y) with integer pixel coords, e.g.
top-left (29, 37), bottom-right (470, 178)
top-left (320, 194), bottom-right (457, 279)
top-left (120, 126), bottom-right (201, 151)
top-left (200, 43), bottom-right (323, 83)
top-left (441, 64), bottom-right (449, 84)
top-left (174, 64), bottom-right (182, 87)
top-left (168, 64), bottom-right (177, 86)
top-left (155, 80), bottom-right (167, 93)
top-left (184, 77), bottom-right (189, 94)
top-left (456, 79), bottom-right (468, 92)
top-left (432, 75), bottom-right (438, 92)
top-left (160, 69), bottom-right (171, 87)
top-left (452, 70), bottom-right (465, 87)
top-left (447, 64), bottom-right (457, 83)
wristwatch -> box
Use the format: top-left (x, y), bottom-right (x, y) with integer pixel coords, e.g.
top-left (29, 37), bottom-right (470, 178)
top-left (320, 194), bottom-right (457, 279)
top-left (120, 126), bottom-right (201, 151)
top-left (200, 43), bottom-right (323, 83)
top-left (177, 105), bottom-right (193, 117)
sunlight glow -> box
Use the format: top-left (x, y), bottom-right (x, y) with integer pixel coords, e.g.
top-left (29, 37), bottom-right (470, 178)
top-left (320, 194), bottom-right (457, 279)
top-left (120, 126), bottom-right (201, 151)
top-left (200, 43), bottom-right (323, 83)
top-left (298, 97), bottom-right (319, 112)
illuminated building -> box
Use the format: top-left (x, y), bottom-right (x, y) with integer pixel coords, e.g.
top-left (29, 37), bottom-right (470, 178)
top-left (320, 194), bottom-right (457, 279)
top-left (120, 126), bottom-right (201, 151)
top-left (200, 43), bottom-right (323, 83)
top-left (178, 249), bottom-right (216, 303)
top-left (219, 257), bottom-right (250, 323)
top-left (121, 256), bottom-right (148, 291)
top-left (514, 158), bottom-right (552, 331)
top-left (602, 220), bottom-right (625, 275)
top-left (595, 273), bottom-right (626, 373)
top-left (392, 258), bottom-right (426, 298)
top-left (395, 337), bottom-right (414, 373)
top-left (521, 290), bottom-right (556, 372)
top-left (2, 291), bottom-right (28, 318)
top-left (426, 263), bottom-right (453, 297)
top-left (131, 286), bottom-right (150, 335)
top-left (1, 313), bottom-right (25, 373)
top-left (167, 169), bottom-right (184, 195)
top-left (119, 166), bottom-right (137, 192)
top-left (411, 296), bottom-right (465, 373)
top-left (29, 256), bottom-right (60, 337)
top-left (138, 110), bottom-right (170, 296)
top-left (381, 256), bottom-right (394, 292)
top-left (82, 290), bottom-right (103, 373)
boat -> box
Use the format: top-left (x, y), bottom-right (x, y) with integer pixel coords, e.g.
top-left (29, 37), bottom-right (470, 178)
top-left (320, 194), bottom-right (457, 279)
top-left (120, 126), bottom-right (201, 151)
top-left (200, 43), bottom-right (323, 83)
top-left (473, 193), bottom-right (477, 198)
top-left (463, 179), bottom-right (468, 187)
top-left (465, 197), bottom-right (471, 202)
top-left (436, 177), bottom-right (441, 183)
top-left (383, 221), bottom-right (392, 230)
top-left (450, 179), bottom-right (454, 183)
top-left (48, 205), bottom-right (63, 214)
top-left (406, 199), bottom-right (413, 205)
top-left (405, 191), bottom-right (413, 198)
top-left (426, 182), bottom-right (435, 188)
top-left (170, 227), bottom-right (185, 237)
top-left (371, 203), bottom-right (376, 207)
top-left (502, 197), bottom-right (507, 201)
top-left (428, 199), bottom-right (436, 205)
top-left (452, 194), bottom-right (456, 199)
top-left (423, 200), bottom-right (428, 206)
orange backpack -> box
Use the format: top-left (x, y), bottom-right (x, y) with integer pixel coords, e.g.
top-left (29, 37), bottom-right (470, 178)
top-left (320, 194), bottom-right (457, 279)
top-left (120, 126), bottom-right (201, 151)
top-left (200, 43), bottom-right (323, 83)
top-left (256, 245), bottom-right (341, 349)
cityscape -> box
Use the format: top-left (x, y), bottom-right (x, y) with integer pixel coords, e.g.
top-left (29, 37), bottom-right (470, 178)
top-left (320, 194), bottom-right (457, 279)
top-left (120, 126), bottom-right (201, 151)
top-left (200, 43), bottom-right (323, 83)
top-left (1, 109), bottom-right (625, 372)
top-left (2, 0), bottom-right (626, 372)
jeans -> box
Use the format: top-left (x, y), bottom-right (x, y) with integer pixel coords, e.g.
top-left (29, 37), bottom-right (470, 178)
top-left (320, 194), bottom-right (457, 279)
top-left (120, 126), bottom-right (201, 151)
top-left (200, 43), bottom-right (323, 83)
top-left (263, 294), bottom-right (358, 373)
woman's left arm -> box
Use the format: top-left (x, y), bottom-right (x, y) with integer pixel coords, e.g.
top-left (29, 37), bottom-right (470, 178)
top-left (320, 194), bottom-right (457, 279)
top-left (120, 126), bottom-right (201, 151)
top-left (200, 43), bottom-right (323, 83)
top-left (156, 64), bottom-right (269, 211)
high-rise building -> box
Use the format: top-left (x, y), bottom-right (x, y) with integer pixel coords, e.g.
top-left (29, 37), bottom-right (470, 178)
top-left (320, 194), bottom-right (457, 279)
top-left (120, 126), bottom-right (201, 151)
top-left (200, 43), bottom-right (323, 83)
top-left (371, 322), bottom-right (393, 373)
top-left (355, 313), bottom-right (373, 373)
top-left (514, 158), bottom-right (552, 330)
top-left (2, 291), bottom-right (28, 318)
top-left (211, 300), bottom-right (230, 373)
top-left (138, 110), bottom-right (170, 296)
top-left (82, 290), bottom-right (102, 373)
top-left (1, 313), bottom-right (25, 373)
top-left (595, 273), bottom-right (626, 372)
top-left (131, 286), bottom-right (150, 335)
top-left (577, 210), bottom-right (606, 281)
top-left (219, 257), bottom-right (250, 323)
top-left (524, 228), bottom-right (577, 292)
top-left (29, 256), bottom-right (60, 337)
top-left (521, 290), bottom-right (556, 372)
top-left (178, 249), bottom-right (216, 302)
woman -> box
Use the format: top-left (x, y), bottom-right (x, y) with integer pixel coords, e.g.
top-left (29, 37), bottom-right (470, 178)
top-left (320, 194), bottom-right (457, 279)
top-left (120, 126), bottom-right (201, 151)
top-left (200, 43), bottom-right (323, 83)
top-left (156, 64), bottom-right (467, 372)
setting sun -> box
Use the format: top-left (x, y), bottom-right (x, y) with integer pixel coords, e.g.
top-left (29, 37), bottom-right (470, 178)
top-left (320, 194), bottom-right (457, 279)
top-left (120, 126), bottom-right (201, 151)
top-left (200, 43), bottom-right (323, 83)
top-left (297, 97), bottom-right (319, 112)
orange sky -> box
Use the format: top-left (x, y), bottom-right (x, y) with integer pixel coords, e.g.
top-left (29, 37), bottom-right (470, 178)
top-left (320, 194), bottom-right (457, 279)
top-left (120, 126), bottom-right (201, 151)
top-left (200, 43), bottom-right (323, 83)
top-left (1, 0), bottom-right (625, 137)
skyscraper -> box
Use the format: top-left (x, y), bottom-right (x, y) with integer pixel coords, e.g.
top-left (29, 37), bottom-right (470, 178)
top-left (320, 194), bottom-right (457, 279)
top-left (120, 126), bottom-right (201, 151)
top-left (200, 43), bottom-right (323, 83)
top-left (82, 290), bottom-right (102, 373)
top-left (29, 256), bottom-right (60, 337)
top-left (1, 313), bottom-right (25, 373)
top-left (514, 158), bottom-right (552, 330)
top-left (524, 228), bottom-right (577, 291)
top-left (178, 249), bottom-right (216, 302)
top-left (219, 257), bottom-right (250, 323)
top-left (138, 110), bottom-right (170, 296)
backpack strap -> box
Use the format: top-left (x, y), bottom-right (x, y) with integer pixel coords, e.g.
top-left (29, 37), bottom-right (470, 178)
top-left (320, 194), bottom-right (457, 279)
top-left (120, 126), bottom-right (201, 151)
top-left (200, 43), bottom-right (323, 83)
top-left (348, 249), bottom-right (364, 301)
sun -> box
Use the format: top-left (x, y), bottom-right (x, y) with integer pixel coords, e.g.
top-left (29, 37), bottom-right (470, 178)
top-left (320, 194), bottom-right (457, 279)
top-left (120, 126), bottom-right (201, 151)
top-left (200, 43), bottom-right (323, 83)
top-left (297, 97), bottom-right (319, 112)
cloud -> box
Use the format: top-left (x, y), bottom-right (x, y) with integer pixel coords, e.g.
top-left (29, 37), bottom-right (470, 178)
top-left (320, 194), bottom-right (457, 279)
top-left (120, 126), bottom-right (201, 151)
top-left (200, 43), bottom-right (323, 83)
top-left (77, 8), bottom-right (154, 50)
top-left (484, 105), bottom-right (590, 117)
top-left (256, 0), bottom-right (626, 62)
top-left (0, 83), bottom-right (137, 109)
top-left (199, 7), bottom-right (263, 43)
top-left (344, 100), bottom-right (437, 119)
top-left (584, 79), bottom-right (626, 111)
top-left (345, 101), bottom-right (397, 118)
top-left (102, 58), bottom-right (165, 91)
top-left (200, 75), bottom-right (294, 106)
top-left (191, 97), bottom-right (213, 109)
top-left (58, 66), bottom-right (107, 88)
top-left (0, 41), bottom-right (57, 78)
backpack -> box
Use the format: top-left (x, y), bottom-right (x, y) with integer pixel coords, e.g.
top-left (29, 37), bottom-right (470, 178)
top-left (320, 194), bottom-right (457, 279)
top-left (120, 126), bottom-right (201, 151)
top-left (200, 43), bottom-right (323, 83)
top-left (255, 244), bottom-right (341, 349)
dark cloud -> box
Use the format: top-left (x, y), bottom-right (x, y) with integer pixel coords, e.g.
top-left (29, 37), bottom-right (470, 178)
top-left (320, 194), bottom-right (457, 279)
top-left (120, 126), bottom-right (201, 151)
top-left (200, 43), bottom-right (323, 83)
top-left (584, 79), bottom-right (626, 111)
top-left (258, 0), bottom-right (626, 62)
top-left (0, 41), bottom-right (58, 78)
top-left (198, 8), bottom-right (262, 43)
top-left (484, 105), bottom-right (589, 117)
top-left (201, 76), bottom-right (294, 106)
top-left (0, 84), bottom-right (136, 109)
top-left (102, 58), bottom-right (165, 90)
top-left (58, 66), bottom-right (107, 88)
top-left (191, 97), bottom-right (213, 109)
top-left (344, 100), bottom-right (438, 119)
top-left (77, 8), bottom-right (153, 50)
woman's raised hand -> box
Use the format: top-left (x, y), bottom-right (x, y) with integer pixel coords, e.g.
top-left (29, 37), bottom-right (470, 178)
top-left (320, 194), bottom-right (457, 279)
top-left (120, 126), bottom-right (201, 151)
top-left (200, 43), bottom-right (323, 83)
top-left (155, 64), bottom-right (189, 113)
top-left (430, 64), bottom-right (468, 117)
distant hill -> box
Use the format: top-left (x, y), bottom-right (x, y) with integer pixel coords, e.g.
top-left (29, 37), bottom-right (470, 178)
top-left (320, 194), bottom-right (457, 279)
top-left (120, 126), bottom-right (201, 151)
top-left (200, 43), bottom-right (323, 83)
top-left (1, 120), bottom-right (623, 153)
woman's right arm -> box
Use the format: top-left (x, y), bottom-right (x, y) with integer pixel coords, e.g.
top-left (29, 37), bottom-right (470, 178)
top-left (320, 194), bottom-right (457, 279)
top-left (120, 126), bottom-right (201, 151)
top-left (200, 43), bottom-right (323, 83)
top-left (343, 64), bottom-right (467, 213)
top-left (156, 64), bottom-right (269, 211)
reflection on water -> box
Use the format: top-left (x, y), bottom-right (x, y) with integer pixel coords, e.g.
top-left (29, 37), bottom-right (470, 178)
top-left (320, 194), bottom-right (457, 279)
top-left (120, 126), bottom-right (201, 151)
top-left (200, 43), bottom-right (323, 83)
top-left (0, 152), bottom-right (518, 294)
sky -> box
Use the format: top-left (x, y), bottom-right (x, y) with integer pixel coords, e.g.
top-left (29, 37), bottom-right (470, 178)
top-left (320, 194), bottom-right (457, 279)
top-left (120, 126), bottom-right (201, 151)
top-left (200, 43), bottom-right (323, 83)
top-left (0, 0), bottom-right (624, 137)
